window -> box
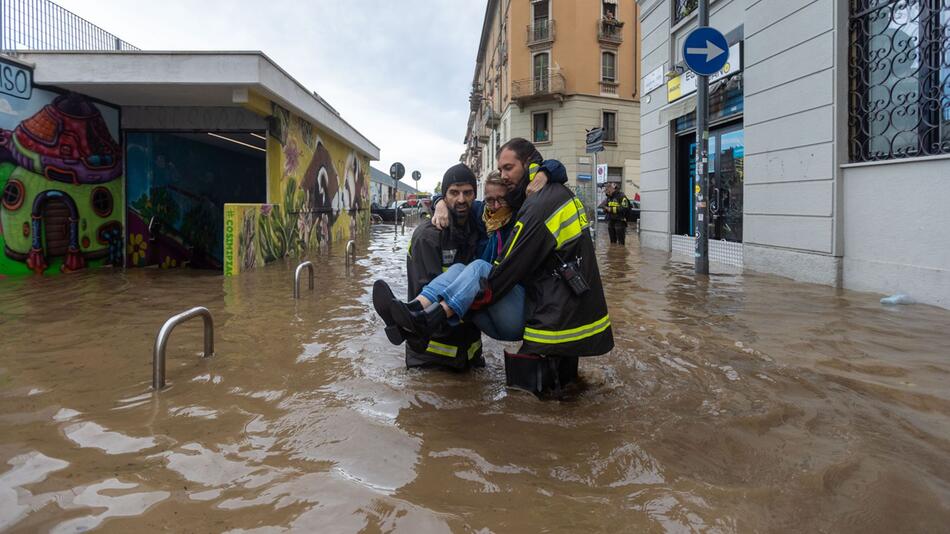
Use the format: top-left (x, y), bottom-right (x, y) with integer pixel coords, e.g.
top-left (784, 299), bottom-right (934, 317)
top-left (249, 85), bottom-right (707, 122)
top-left (533, 0), bottom-right (550, 24)
top-left (603, 1), bottom-right (618, 20)
top-left (673, 0), bottom-right (698, 25)
top-left (601, 51), bottom-right (617, 82)
top-left (533, 111), bottom-right (551, 143)
top-left (849, 1), bottom-right (950, 161)
top-left (2, 180), bottom-right (24, 211)
top-left (533, 52), bottom-right (550, 93)
top-left (91, 187), bottom-right (113, 217)
top-left (602, 111), bottom-right (618, 143)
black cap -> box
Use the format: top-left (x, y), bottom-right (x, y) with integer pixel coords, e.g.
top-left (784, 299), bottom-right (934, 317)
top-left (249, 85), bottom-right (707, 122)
top-left (441, 164), bottom-right (477, 196)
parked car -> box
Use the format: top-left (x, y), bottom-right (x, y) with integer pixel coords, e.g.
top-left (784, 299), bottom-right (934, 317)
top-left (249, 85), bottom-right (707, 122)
top-left (371, 201), bottom-right (405, 223)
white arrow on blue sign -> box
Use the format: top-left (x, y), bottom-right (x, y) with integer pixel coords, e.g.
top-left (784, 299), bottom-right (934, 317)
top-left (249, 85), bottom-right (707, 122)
top-left (682, 26), bottom-right (729, 76)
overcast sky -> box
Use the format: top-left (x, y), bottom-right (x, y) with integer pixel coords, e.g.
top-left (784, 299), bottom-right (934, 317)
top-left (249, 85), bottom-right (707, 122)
top-left (54, 0), bottom-right (485, 193)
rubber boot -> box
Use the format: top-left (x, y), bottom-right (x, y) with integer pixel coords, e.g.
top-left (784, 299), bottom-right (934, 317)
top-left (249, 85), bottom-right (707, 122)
top-left (391, 300), bottom-right (447, 336)
top-left (372, 280), bottom-right (422, 345)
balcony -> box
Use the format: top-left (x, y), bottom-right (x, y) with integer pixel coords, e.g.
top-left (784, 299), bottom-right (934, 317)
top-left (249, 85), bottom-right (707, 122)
top-left (598, 19), bottom-right (624, 46)
top-left (482, 108), bottom-right (501, 129)
top-left (512, 70), bottom-right (566, 105)
top-left (600, 80), bottom-right (619, 96)
top-left (526, 19), bottom-right (555, 48)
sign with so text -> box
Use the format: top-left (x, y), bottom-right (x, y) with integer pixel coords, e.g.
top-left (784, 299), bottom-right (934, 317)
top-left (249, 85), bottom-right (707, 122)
top-left (0, 57), bottom-right (33, 100)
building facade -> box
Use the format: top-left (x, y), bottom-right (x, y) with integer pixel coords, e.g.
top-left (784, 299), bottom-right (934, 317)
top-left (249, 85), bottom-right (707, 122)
top-left (463, 0), bottom-right (643, 207)
top-left (0, 52), bottom-right (378, 278)
top-left (636, 0), bottom-right (950, 309)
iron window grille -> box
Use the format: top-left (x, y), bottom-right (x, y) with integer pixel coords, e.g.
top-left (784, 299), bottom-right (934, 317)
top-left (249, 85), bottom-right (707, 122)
top-left (848, 0), bottom-right (950, 162)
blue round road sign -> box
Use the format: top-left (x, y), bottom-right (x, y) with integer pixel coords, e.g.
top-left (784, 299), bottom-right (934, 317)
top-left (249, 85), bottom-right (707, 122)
top-left (682, 26), bottom-right (729, 76)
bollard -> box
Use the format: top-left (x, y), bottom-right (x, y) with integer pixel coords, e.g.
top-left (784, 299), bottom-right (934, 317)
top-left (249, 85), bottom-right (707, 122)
top-left (294, 261), bottom-right (315, 299)
top-left (345, 240), bottom-right (356, 270)
top-left (153, 307), bottom-right (214, 390)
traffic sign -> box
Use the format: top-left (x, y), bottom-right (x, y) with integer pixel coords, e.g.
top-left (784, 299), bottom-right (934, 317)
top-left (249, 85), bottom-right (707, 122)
top-left (411, 170), bottom-right (421, 181)
top-left (389, 162), bottom-right (405, 181)
top-left (596, 164), bottom-right (608, 184)
top-left (682, 26), bottom-right (729, 76)
top-left (585, 127), bottom-right (604, 153)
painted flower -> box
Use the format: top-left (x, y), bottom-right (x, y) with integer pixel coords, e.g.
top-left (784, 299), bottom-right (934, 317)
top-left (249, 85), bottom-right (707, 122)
top-left (129, 233), bottom-right (148, 265)
top-left (161, 256), bottom-right (177, 269)
top-left (284, 138), bottom-right (301, 176)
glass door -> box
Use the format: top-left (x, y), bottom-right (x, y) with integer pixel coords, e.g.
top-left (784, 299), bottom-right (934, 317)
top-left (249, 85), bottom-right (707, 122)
top-left (710, 127), bottom-right (743, 242)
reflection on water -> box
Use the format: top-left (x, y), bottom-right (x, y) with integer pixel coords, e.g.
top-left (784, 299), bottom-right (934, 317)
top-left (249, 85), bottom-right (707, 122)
top-left (1, 225), bottom-right (949, 532)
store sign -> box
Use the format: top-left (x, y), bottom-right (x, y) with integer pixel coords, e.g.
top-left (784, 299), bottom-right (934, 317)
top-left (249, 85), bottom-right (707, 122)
top-left (642, 64), bottom-right (665, 95)
top-left (0, 57), bottom-right (32, 100)
top-left (667, 43), bottom-right (741, 102)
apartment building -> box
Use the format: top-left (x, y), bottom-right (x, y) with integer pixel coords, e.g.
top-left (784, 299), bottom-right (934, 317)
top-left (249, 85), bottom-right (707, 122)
top-left (463, 0), bottom-right (642, 205)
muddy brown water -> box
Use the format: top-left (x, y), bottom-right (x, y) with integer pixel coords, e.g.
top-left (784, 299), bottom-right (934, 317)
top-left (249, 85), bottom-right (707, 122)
top-left (1, 225), bottom-right (949, 533)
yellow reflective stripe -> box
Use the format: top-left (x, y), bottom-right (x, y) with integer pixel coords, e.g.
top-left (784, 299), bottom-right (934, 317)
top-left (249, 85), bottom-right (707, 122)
top-left (407, 239), bottom-right (412, 259)
top-left (523, 314), bottom-right (611, 344)
top-left (426, 340), bottom-right (457, 358)
top-left (545, 198), bottom-right (589, 249)
top-left (442, 266), bottom-right (449, 272)
top-left (528, 162), bottom-right (540, 182)
top-left (503, 221), bottom-right (524, 260)
top-left (467, 340), bottom-right (482, 360)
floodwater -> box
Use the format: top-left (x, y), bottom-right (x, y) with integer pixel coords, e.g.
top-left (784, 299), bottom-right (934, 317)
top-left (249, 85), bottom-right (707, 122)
top-left (1, 225), bottom-right (949, 533)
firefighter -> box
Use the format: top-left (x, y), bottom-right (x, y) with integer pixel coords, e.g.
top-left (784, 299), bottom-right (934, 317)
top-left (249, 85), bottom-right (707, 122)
top-left (599, 181), bottom-right (631, 245)
top-left (477, 138), bottom-right (613, 394)
top-left (372, 163), bottom-right (484, 370)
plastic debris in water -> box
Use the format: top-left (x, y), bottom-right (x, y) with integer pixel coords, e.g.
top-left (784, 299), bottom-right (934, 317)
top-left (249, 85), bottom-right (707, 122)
top-left (881, 294), bottom-right (914, 305)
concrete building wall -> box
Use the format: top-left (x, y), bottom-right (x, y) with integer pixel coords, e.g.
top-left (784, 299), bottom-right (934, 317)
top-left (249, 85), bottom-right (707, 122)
top-left (742, 0), bottom-right (843, 283)
top-left (841, 157), bottom-right (950, 309)
top-left (509, 95), bottom-right (640, 183)
top-left (637, 0), bottom-right (674, 251)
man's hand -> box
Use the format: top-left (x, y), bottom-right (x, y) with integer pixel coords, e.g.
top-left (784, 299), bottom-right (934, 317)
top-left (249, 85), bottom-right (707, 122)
top-left (526, 170), bottom-right (548, 196)
top-left (431, 199), bottom-right (450, 229)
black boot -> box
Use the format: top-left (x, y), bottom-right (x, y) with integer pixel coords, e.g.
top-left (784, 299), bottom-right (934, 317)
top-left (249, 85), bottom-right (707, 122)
top-left (373, 280), bottom-right (422, 345)
top-left (390, 300), bottom-right (447, 336)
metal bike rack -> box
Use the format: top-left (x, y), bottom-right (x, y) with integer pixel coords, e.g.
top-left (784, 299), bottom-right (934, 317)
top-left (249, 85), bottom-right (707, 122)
top-left (153, 307), bottom-right (214, 390)
top-left (294, 261), bottom-right (315, 299)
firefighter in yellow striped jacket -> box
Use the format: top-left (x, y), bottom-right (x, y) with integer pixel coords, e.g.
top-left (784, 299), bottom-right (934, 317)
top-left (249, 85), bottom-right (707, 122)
top-left (473, 138), bottom-right (614, 393)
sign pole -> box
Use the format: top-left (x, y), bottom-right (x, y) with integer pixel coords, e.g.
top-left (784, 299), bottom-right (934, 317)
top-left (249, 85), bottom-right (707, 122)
top-left (591, 150), bottom-right (598, 241)
top-left (389, 162), bottom-right (406, 250)
top-left (694, 0), bottom-right (710, 276)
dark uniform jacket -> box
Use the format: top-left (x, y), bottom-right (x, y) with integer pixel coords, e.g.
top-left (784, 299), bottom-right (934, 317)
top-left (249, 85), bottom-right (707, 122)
top-left (601, 191), bottom-right (631, 222)
top-left (405, 216), bottom-right (484, 369)
top-left (487, 181), bottom-right (613, 357)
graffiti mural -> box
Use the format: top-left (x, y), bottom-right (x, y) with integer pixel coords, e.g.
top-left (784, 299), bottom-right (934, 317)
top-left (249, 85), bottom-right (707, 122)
top-left (125, 132), bottom-right (265, 269)
top-left (266, 103), bottom-right (369, 257)
top-left (0, 88), bottom-right (123, 276)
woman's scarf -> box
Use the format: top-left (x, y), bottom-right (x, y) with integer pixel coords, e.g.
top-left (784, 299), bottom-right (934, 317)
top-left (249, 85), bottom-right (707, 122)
top-left (482, 205), bottom-right (513, 233)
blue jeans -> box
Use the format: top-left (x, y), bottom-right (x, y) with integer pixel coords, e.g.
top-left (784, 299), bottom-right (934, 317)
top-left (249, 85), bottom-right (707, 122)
top-left (418, 260), bottom-right (525, 342)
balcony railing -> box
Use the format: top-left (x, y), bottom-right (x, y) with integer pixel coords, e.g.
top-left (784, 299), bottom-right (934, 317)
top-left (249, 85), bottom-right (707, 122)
top-left (600, 80), bottom-right (619, 96)
top-left (598, 19), bottom-right (624, 45)
top-left (526, 19), bottom-right (555, 47)
top-left (512, 70), bottom-right (566, 103)
top-left (482, 108), bottom-right (501, 129)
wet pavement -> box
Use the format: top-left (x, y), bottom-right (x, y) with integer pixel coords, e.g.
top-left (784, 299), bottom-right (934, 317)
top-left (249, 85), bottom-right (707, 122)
top-left (1, 224), bottom-right (949, 533)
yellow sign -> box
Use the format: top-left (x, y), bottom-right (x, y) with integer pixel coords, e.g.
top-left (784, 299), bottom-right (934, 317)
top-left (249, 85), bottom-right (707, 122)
top-left (667, 75), bottom-right (682, 102)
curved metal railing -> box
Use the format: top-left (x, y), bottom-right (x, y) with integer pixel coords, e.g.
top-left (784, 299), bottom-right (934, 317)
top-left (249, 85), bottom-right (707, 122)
top-left (294, 261), bottom-right (314, 299)
top-left (153, 307), bottom-right (214, 390)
